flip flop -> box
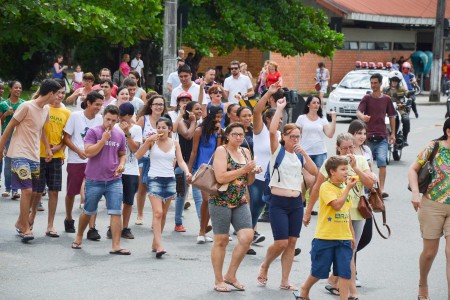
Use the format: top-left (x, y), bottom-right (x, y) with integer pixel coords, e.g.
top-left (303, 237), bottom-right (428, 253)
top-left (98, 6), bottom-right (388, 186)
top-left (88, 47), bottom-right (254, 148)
top-left (325, 284), bottom-right (340, 296)
top-left (71, 242), bottom-right (82, 249)
top-left (280, 284), bottom-right (298, 291)
top-left (20, 233), bottom-right (34, 242)
top-left (213, 285), bottom-right (231, 293)
top-left (224, 279), bottom-right (245, 291)
top-left (155, 249), bottom-right (166, 258)
top-left (15, 227), bottom-right (23, 235)
top-left (293, 290), bottom-right (310, 300)
top-left (109, 249), bottom-right (131, 255)
top-left (46, 231), bottom-right (60, 238)
top-left (257, 275), bottom-right (268, 287)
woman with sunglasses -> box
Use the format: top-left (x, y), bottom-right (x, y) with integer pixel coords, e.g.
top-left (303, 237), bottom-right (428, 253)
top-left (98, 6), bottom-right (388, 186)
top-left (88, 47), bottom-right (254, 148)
top-left (188, 105), bottom-right (224, 244)
top-left (303, 133), bottom-right (375, 299)
top-left (135, 95), bottom-right (167, 225)
top-left (202, 84), bottom-right (229, 128)
top-left (258, 98), bottom-right (317, 292)
top-left (210, 122), bottom-right (260, 292)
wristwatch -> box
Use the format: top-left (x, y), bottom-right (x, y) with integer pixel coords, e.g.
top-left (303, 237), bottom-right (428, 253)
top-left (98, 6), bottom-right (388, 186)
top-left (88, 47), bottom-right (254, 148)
top-left (125, 133), bottom-right (131, 138)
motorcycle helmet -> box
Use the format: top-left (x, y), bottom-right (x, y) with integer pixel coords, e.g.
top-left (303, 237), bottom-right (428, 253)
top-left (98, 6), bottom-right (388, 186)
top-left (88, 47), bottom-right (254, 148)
top-left (388, 70), bottom-right (402, 83)
top-left (402, 62), bottom-right (411, 73)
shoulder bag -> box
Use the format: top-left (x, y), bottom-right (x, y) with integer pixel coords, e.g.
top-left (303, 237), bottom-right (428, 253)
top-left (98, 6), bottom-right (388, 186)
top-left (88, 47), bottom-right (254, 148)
top-left (407, 141), bottom-right (439, 193)
top-left (191, 147), bottom-right (229, 196)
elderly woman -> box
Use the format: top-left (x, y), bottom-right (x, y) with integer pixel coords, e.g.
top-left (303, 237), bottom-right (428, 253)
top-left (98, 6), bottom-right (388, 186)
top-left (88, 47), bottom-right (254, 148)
top-left (210, 122), bottom-right (260, 292)
top-left (408, 118), bottom-right (450, 300)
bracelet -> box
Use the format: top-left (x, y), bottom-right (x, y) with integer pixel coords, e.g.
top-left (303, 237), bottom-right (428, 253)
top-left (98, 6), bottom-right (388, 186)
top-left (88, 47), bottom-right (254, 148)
top-left (125, 133), bottom-right (131, 138)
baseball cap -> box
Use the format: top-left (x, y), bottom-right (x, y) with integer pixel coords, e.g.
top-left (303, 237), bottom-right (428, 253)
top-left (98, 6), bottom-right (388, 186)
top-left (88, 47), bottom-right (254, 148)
top-left (119, 102), bottom-right (135, 116)
top-left (177, 92), bottom-right (192, 100)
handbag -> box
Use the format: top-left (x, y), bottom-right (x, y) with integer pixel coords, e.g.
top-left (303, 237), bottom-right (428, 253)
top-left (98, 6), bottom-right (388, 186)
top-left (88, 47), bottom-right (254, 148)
top-left (314, 82), bottom-right (321, 91)
top-left (357, 195), bottom-right (372, 219)
top-left (408, 141), bottom-right (439, 193)
top-left (191, 152), bottom-right (228, 196)
top-left (368, 183), bottom-right (384, 213)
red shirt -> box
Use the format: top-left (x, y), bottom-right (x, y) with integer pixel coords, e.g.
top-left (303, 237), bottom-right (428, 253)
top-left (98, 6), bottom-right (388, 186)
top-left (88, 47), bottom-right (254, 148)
top-left (92, 84), bottom-right (118, 98)
top-left (266, 71), bottom-right (282, 87)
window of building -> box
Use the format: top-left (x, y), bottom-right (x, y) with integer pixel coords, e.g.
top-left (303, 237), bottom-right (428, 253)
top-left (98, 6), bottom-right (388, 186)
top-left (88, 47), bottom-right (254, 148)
top-left (360, 42), bottom-right (390, 50)
top-left (393, 42), bottom-right (415, 50)
top-left (342, 41), bottom-right (359, 50)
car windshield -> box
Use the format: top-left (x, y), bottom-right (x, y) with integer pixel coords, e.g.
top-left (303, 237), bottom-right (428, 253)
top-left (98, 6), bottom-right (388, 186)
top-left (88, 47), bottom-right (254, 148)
top-left (339, 73), bottom-right (376, 89)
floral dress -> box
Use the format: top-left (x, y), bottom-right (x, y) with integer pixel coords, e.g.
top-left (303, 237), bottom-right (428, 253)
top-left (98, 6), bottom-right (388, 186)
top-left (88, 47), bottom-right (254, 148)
top-left (209, 148), bottom-right (248, 208)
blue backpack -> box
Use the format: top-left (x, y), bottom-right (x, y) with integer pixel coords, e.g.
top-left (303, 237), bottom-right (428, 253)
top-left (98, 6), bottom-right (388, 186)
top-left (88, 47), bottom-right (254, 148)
top-left (262, 146), bottom-right (304, 203)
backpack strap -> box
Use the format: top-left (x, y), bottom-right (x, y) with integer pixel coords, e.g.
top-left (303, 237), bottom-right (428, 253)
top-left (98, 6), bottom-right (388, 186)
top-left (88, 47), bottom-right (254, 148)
top-left (271, 146), bottom-right (286, 182)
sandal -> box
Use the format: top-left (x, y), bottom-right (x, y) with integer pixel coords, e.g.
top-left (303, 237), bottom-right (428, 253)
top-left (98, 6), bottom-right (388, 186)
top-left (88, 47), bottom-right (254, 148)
top-left (12, 192), bottom-right (20, 200)
top-left (213, 284), bottom-right (231, 293)
top-left (325, 284), bottom-right (340, 296)
top-left (45, 231), bottom-right (60, 238)
top-left (257, 265), bottom-right (268, 287)
top-left (224, 279), bottom-right (245, 291)
top-left (2, 191), bottom-right (10, 198)
top-left (293, 290), bottom-right (310, 300)
top-left (280, 284), bottom-right (298, 291)
top-left (418, 283), bottom-right (430, 300)
top-left (71, 242), bottom-right (82, 249)
top-left (20, 233), bottom-right (34, 242)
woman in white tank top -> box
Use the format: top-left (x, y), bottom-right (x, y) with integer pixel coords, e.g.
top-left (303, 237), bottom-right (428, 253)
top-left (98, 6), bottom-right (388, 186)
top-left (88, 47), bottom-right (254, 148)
top-left (136, 117), bottom-right (191, 258)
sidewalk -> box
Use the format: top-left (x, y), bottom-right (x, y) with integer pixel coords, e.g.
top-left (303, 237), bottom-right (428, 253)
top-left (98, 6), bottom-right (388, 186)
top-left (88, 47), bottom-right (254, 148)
top-left (415, 91), bottom-right (446, 106)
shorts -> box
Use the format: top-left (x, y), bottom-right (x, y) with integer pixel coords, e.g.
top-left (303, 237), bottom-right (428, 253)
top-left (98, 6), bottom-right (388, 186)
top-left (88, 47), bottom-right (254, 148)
top-left (269, 194), bottom-right (303, 240)
top-left (66, 163), bottom-right (86, 196)
top-left (11, 157), bottom-right (40, 191)
top-left (309, 153), bottom-right (327, 168)
top-left (37, 158), bottom-right (62, 193)
top-left (319, 84), bottom-right (328, 93)
top-left (147, 176), bottom-right (176, 202)
top-left (418, 196), bottom-right (450, 239)
top-left (310, 239), bottom-right (353, 280)
top-left (138, 156), bottom-right (150, 184)
top-left (122, 174), bottom-right (139, 205)
top-left (209, 203), bottom-right (253, 235)
top-left (83, 179), bottom-right (123, 215)
top-left (368, 138), bottom-right (388, 168)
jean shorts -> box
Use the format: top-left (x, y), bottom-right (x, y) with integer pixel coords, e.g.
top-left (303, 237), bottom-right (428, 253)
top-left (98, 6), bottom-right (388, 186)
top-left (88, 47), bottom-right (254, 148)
top-left (368, 138), bottom-right (388, 168)
top-left (138, 156), bottom-right (150, 184)
top-left (147, 176), bottom-right (176, 202)
top-left (309, 153), bottom-right (327, 168)
top-left (310, 239), bottom-right (353, 280)
top-left (83, 179), bottom-right (123, 215)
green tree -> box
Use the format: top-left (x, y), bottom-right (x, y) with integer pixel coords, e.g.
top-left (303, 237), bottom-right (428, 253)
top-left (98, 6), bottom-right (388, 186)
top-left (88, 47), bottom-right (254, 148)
top-left (0, 0), bottom-right (163, 88)
top-left (180, 0), bottom-right (344, 75)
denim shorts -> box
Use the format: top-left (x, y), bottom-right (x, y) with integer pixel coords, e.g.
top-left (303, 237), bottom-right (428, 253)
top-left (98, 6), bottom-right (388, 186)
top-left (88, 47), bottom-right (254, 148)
top-left (309, 153), bottom-right (327, 168)
top-left (138, 156), bottom-right (150, 184)
top-left (83, 178), bottom-right (123, 215)
top-left (122, 174), bottom-right (139, 206)
top-left (147, 176), bottom-right (176, 202)
top-left (310, 239), bottom-right (353, 280)
top-left (368, 138), bottom-right (388, 167)
top-left (11, 157), bottom-right (40, 191)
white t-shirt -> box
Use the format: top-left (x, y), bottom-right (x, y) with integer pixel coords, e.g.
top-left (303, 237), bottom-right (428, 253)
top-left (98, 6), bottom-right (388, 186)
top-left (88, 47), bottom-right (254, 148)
top-left (167, 71), bottom-right (181, 90)
top-left (168, 110), bottom-right (180, 141)
top-left (170, 82), bottom-right (206, 107)
top-left (269, 144), bottom-right (303, 191)
top-left (295, 114), bottom-right (329, 155)
top-left (114, 124), bottom-right (142, 176)
top-left (131, 58), bottom-right (144, 75)
top-left (64, 111), bottom-right (103, 164)
top-left (223, 74), bottom-right (253, 104)
top-left (253, 125), bottom-right (280, 181)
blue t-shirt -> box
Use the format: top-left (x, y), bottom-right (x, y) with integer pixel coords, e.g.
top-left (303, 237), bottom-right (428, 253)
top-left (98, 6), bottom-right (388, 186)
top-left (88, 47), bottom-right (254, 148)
top-left (52, 65), bottom-right (63, 79)
top-left (402, 72), bottom-right (415, 91)
top-left (193, 132), bottom-right (218, 170)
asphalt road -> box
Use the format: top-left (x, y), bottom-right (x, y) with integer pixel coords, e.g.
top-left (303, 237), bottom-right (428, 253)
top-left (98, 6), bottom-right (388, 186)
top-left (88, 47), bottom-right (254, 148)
top-left (0, 105), bottom-right (448, 300)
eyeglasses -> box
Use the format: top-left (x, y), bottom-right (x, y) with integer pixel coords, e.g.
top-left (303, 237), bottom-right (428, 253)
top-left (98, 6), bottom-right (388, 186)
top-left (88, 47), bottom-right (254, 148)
top-left (288, 135), bottom-right (300, 140)
top-left (230, 133), bottom-right (244, 138)
top-left (212, 91), bottom-right (223, 95)
top-left (230, 67), bottom-right (239, 70)
top-left (152, 103), bottom-right (164, 107)
top-left (339, 146), bottom-right (354, 151)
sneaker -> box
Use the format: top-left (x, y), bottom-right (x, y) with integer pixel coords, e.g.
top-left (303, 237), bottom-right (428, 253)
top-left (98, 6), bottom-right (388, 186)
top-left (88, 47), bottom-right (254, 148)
top-left (2, 191), bottom-right (10, 198)
top-left (135, 217), bottom-right (143, 225)
top-left (197, 235), bottom-right (206, 244)
top-left (37, 201), bottom-right (45, 212)
top-left (355, 277), bottom-right (362, 288)
top-left (121, 228), bottom-right (135, 239)
top-left (311, 211), bottom-right (318, 216)
top-left (294, 248), bottom-right (301, 256)
top-left (11, 192), bottom-right (20, 200)
top-left (42, 188), bottom-right (47, 197)
top-left (258, 212), bottom-right (270, 223)
top-left (206, 236), bottom-right (214, 242)
top-left (106, 227), bottom-right (112, 239)
top-left (246, 248), bottom-right (256, 255)
top-left (87, 227), bottom-right (101, 240)
top-left (252, 231), bottom-right (265, 244)
top-left (174, 225), bottom-right (186, 232)
top-left (184, 202), bottom-right (191, 210)
top-left (64, 219), bottom-right (76, 233)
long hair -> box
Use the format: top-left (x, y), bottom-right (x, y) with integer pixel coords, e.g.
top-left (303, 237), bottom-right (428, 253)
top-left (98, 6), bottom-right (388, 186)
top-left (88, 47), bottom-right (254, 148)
top-left (348, 119), bottom-right (368, 146)
top-left (183, 101), bottom-right (198, 121)
top-left (439, 117), bottom-right (450, 140)
top-left (138, 94), bottom-right (167, 118)
top-left (201, 105), bottom-right (223, 141)
top-left (303, 95), bottom-right (323, 118)
top-left (280, 123), bottom-right (300, 146)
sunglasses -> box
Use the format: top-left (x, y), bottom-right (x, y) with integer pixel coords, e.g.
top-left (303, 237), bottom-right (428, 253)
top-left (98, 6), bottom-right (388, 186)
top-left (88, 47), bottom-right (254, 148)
top-left (230, 67), bottom-right (239, 70)
top-left (212, 91), bottom-right (223, 95)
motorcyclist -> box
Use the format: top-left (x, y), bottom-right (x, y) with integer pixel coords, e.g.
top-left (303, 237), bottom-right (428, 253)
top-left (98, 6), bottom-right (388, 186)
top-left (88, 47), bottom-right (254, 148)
top-left (383, 70), bottom-right (411, 146)
top-left (401, 62), bottom-right (419, 118)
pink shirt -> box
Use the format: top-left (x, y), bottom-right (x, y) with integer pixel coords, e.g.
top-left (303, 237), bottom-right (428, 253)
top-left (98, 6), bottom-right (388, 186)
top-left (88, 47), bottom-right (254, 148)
top-left (120, 62), bottom-right (130, 77)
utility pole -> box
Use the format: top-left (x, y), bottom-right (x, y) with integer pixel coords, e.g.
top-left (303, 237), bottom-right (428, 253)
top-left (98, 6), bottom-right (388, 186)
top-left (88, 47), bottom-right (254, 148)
top-left (163, 0), bottom-right (177, 99)
top-left (429, 0), bottom-right (446, 102)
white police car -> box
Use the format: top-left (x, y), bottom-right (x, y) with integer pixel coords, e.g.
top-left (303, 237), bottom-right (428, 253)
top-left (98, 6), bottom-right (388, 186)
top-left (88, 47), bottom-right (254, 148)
top-left (326, 69), bottom-right (407, 119)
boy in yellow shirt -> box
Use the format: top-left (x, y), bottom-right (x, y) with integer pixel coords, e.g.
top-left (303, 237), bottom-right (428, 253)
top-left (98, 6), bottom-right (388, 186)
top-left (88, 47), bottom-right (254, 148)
top-left (294, 156), bottom-right (356, 300)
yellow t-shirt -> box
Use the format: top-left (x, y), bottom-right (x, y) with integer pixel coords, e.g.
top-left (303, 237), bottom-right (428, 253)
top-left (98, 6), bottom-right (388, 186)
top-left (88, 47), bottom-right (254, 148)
top-left (314, 180), bottom-right (353, 240)
top-left (319, 155), bottom-right (369, 220)
top-left (39, 106), bottom-right (71, 159)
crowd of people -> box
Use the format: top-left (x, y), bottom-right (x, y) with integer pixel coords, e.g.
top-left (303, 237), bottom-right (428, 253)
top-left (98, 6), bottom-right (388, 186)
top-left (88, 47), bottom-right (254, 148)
top-left (0, 54), bottom-right (448, 300)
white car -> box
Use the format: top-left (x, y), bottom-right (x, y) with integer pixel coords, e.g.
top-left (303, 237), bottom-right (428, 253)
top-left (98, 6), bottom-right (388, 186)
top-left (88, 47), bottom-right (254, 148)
top-left (326, 69), bottom-right (407, 119)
